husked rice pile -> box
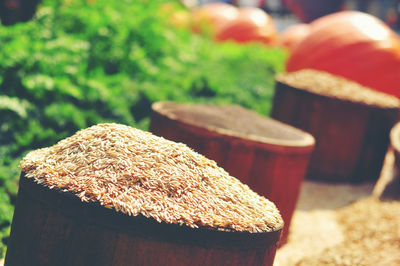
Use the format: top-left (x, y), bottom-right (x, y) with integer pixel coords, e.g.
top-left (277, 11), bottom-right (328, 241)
top-left (20, 123), bottom-right (283, 233)
top-left (277, 69), bottom-right (400, 108)
top-left (298, 198), bottom-right (400, 265)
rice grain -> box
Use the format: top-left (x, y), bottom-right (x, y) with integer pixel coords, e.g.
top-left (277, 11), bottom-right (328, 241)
top-left (276, 69), bottom-right (400, 108)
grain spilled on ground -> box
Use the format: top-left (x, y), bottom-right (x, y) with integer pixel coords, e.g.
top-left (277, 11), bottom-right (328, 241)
top-left (20, 123), bottom-right (282, 233)
top-left (297, 198), bottom-right (400, 266)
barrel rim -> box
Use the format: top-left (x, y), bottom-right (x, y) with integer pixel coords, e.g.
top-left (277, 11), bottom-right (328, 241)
top-left (275, 79), bottom-right (400, 111)
top-left (152, 101), bottom-right (315, 154)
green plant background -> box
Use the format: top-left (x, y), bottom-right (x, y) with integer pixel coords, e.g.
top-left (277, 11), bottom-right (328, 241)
top-left (0, 0), bottom-right (285, 257)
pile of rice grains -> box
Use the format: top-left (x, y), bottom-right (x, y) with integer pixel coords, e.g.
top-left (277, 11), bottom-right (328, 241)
top-left (298, 198), bottom-right (400, 265)
top-left (276, 69), bottom-right (400, 108)
top-left (20, 123), bottom-right (283, 233)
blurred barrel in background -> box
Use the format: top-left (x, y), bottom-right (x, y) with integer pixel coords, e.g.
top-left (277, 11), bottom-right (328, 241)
top-left (271, 70), bottom-right (400, 183)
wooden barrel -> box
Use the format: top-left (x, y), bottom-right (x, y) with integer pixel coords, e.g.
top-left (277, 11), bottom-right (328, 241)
top-left (374, 122), bottom-right (400, 198)
top-left (373, 122), bottom-right (400, 199)
top-left (5, 174), bottom-right (282, 266)
top-left (271, 70), bottom-right (400, 183)
top-left (391, 122), bottom-right (400, 171)
top-left (150, 101), bottom-right (315, 245)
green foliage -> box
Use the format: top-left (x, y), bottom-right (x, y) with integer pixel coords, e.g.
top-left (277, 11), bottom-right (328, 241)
top-left (0, 0), bottom-right (285, 257)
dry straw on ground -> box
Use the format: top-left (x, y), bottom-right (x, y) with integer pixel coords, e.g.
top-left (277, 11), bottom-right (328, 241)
top-left (20, 123), bottom-right (282, 233)
top-left (297, 197), bottom-right (400, 266)
top-left (274, 180), bottom-right (400, 266)
top-left (277, 69), bottom-right (400, 108)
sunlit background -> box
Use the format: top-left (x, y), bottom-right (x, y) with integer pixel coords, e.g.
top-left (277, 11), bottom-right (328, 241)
top-left (0, 0), bottom-right (400, 265)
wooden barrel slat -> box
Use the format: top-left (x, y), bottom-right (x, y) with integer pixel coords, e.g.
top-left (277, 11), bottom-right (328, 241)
top-left (5, 185), bottom-right (48, 266)
top-left (201, 138), bottom-right (230, 168)
top-left (111, 234), bottom-right (168, 266)
top-left (224, 143), bottom-right (255, 185)
top-left (67, 223), bottom-right (118, 266)
top-left (305, 101), bottom-right (369, 180)
top-left (36, 210), bottom-right (73, 265)
top-left (247, 149), bottom-right (278, 197)
top-left (112, 233), bottom-right (270, 266)
top-left (356, 108), bottom-right (398, 182)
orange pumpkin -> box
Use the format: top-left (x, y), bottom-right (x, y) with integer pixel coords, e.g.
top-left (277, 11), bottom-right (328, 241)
top-left (191, 3), bottom-right (239, 35)
top-left (160, 3), bottom-right (191, 29)
top-left (215, 7), bottom-right (278, 45)
top-left (278, 23), bottom-right (310, 50)
top-left (286, 11), bottom-right (400, 97)
top-left (169, 10), bottom-right (191, 28)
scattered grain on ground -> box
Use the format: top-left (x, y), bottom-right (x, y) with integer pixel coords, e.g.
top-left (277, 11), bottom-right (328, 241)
top-left (297, 197), bottom-right (400, 266)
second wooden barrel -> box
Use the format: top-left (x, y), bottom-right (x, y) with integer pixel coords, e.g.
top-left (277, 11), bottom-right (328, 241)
top-left (150, 101), bottom-right (315, 244)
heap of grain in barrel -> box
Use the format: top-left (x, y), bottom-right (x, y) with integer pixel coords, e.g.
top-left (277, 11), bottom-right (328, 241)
top-left (272, 69), bottom-right (400, 182)
top-left (20, 123), bottom-right (283, 233)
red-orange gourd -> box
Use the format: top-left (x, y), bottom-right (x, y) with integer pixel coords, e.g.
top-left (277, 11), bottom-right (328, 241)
top-left (278, 23), bottom-right (310, 51)
top-left (160, 3), bottom-right (191, 29)
top-left (286, 11), bottom-right (400, 97)
top-left (191, 3), bottom-right (239, 34)
top-left (215, 7), bottom-right (278, 45)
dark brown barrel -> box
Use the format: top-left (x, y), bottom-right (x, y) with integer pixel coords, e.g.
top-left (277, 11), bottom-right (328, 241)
top-left (150, 101), bottom-right (315, 245)
top-left (271, 70), bottom-right (400, 183)
top-left (387, 123), bottom-right (400, 197)
top-left (5, 174), bottom-right (282, 266)
top-left (391, 122), bottom-right (400, 173)
top-left (374, 123), bottom-right (400, 198)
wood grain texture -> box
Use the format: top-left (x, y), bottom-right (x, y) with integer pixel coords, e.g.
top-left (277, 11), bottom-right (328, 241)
top-left (150, 102), bottom-right (315, 245)
top-left (271, 79), bottom-right (399, 183)
top-left (5, 175), bottom-right (281, 266)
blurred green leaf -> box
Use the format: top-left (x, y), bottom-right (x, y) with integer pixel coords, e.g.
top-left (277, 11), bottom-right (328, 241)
top-left (0, 96), bottom-right (31, 118)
